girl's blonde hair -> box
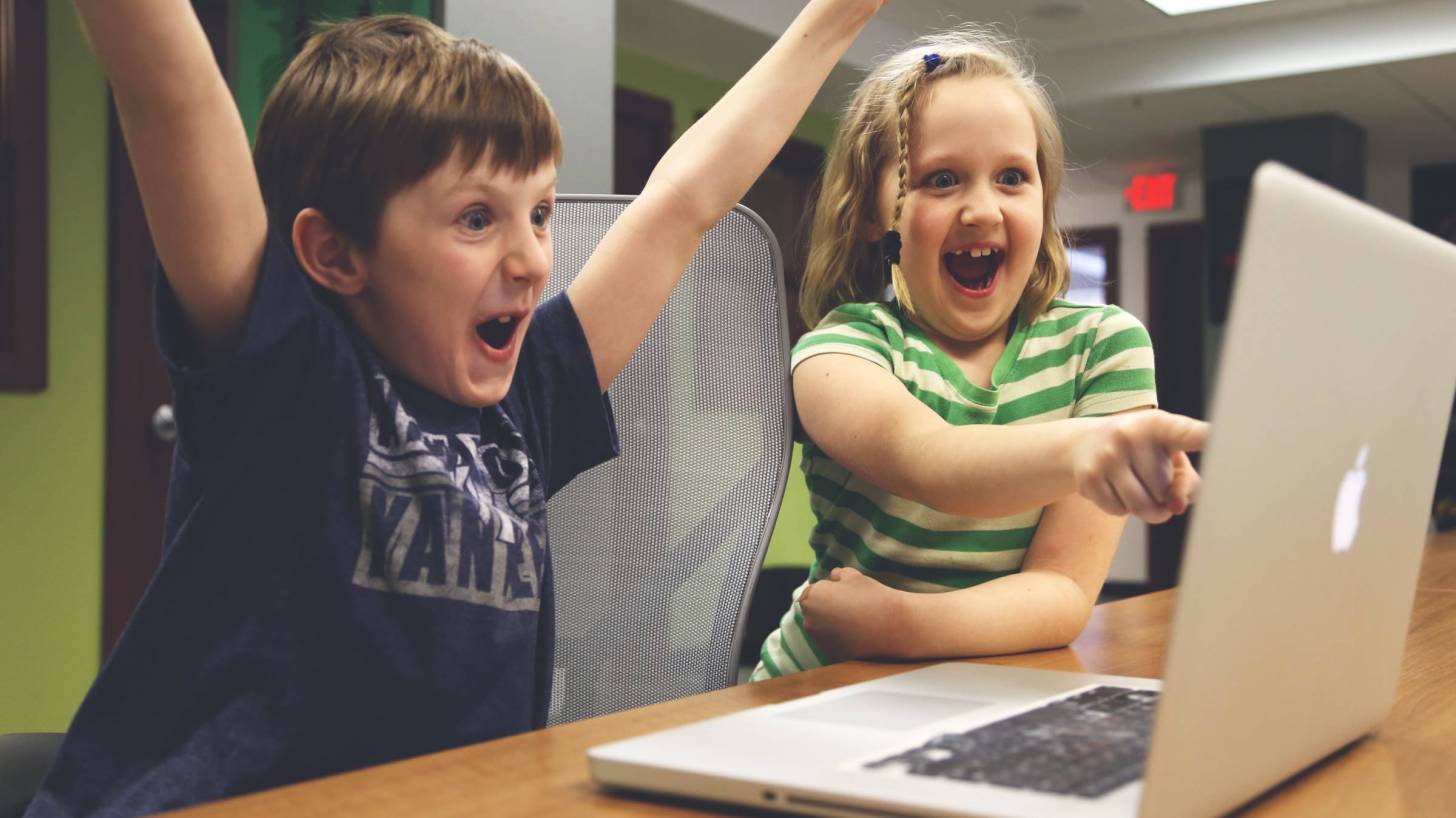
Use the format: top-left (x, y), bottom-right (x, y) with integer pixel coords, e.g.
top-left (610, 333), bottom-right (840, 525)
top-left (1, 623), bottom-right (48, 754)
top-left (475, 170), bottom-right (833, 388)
top-left (800, 26), bottom-right (1070, 328)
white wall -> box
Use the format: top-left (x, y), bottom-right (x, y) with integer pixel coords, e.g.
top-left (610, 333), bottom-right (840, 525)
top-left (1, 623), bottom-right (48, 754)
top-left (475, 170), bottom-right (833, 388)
top-left (443, 1), bottom-right (615, 194)
top-left (1058, 161), bottom-right (1415, 585)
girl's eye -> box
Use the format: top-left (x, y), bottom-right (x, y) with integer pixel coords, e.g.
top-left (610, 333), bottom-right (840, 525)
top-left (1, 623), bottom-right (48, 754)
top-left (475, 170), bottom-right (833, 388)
top-left (461, 208), bottom-right (492, 232)
top-left (928, 171), bottom-right (958, 190)
top-left (997, 168), bottom-right (1028, 186)
top-left (531, 204), bottom-right (553, 228)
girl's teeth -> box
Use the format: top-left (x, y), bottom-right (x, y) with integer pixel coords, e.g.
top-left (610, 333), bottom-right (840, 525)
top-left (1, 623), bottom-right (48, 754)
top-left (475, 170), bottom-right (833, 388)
top-left (498, 316), bottom-right (511, 323)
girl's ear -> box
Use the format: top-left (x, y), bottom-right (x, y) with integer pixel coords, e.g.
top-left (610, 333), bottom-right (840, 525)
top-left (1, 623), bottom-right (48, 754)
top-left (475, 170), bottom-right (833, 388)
top-left (860, 209), bottom-right (887, 242)
top-left (292, 208), bottom-right (367, 296)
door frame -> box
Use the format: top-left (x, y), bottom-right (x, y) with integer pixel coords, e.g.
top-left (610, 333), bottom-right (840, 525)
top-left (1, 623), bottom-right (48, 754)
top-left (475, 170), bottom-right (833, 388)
top-left (0, 0), bottom-right (48, 390)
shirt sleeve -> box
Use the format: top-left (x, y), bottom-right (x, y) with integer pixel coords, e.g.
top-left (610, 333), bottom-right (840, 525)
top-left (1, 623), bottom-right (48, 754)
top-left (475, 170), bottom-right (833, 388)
top-left (154, 225), bottom-right (351, 469)
top-left (790, 302), bottom-right (898, 374)
top-left (505, 292), bottom-right (619, 498)
top-left (1073, 305), bottom-right (1159, 417)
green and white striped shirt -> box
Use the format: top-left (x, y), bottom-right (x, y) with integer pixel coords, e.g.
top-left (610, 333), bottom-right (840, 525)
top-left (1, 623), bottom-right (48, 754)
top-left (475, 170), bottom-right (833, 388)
top-left (751, 299), bottom-right (1157, 680)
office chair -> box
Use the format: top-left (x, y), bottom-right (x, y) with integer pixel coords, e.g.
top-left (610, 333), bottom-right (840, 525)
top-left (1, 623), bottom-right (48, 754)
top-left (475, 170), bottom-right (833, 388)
top-left (543, 196), bottom-right (793, 725)
top-left (0, 732), bottom-right (63, 818)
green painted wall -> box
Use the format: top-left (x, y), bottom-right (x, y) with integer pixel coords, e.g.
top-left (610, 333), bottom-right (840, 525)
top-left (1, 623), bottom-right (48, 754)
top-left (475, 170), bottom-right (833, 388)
top-left (616, 47), bottom-right (836, 148)
top-left (765, 447), bottom-right (815, 569)
top-left (616, 47), bottom-right (827, 570)
top-left (0, 2), bottom-right (108, 733)
top-left (234, 0), bottom-right (434, 140)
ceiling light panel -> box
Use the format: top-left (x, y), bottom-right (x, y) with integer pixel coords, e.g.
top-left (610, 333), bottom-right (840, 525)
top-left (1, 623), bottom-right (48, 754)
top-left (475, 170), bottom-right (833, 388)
top-left (1142, 0), bottom-right (1279, 15)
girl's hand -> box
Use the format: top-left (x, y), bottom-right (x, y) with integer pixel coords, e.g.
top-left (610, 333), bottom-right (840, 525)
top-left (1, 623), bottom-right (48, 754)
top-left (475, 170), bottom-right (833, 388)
top-left (1071, 410), bottom-right (1208, 524)
top-left (799, 567), bottom-right (908, 662)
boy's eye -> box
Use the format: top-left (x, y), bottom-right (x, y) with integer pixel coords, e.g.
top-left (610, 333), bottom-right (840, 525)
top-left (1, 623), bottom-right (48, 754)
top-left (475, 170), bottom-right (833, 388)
top-left (997, 168), bottom-right (1028, 186)
top-left (461, 208), bottom-right (492, 231)
top-left (927, 171), bottom-right (958, 190)
top-left (531, 203), bottom-right (552, 228)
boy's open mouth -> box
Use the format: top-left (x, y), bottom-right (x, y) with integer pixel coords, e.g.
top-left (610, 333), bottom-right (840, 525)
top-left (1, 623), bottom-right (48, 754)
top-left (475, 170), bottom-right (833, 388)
top-left (944, 248), bottom-right (1003, 292)
top-left (476, 314), bottom-right (521, 351)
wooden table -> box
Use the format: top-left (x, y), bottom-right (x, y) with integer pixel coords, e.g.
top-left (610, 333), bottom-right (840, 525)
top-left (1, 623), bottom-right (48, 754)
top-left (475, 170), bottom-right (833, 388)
top-left (170, 532), bottom-right (1456, 817)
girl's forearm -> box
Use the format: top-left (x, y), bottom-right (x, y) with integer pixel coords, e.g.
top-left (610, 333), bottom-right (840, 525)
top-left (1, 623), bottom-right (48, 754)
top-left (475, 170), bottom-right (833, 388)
top-left (906, 419), bottom-right (1097, 519)
top-left (643, 0), bottom-right (880, 232)
top-left (887, 570), bottom-right (1094, 659)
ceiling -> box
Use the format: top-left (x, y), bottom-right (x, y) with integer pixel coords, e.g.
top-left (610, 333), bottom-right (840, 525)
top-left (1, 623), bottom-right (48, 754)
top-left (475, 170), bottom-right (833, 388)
top-left (618, 0), bottom-right (1456, 191)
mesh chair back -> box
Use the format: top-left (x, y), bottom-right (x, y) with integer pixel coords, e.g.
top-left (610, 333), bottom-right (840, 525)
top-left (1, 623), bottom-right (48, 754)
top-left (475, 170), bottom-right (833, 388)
top-left (542, 196), bottom-right (792, 725)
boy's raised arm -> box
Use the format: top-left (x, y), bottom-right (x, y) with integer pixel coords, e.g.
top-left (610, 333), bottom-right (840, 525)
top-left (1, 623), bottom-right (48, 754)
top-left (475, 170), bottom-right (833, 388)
top-left (566, 0), bottom-right (885, 391)
top-left (73, 0), bottom-right (267, 356)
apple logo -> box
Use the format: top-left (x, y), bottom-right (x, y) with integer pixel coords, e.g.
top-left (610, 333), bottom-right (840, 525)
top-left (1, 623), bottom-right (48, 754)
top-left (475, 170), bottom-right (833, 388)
top-left (1332, 444), bottom-right (1370, 555)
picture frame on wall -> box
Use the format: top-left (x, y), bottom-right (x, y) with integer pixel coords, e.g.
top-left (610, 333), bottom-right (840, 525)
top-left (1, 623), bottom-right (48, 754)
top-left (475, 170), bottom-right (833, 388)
top-left (1, 0), bottom-right (47, 391)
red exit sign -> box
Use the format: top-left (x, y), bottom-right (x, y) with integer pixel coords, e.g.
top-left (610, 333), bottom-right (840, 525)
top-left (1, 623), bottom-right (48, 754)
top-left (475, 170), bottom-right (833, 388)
top-left (1124, 173), bottom-right (1179, 212)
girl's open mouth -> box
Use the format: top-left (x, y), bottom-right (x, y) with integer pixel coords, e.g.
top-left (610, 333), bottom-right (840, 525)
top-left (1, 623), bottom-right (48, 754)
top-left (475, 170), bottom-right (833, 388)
top-left (944, 248), bottom-right (1003, 295)
top-left (476, 314), bottom-right (522, 356)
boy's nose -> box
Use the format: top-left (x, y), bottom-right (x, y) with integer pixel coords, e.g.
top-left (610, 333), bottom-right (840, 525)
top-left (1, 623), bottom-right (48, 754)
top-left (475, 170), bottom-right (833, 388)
top-left (502, 225), bottom-right (550, 284)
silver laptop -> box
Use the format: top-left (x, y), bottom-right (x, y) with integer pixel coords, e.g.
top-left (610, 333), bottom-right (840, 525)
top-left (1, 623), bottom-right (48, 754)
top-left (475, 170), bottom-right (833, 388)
top-left (587, 162), bottom-right (1456, 818)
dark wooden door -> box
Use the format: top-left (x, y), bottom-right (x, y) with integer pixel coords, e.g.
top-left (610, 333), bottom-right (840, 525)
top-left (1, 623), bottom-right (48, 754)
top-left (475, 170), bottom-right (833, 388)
top-left (613, 87), bottom-right (672, 196)
top-left (739, 138), bottom-right (822, 344)
top-left (102, 1), bottom-right (230, 656)
top-left (1145, 221), bottom-right (1206, 590)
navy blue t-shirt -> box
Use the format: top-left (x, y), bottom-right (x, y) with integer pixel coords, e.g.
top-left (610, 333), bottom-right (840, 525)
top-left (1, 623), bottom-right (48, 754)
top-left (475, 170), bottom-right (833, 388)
top-left (26, 227), bottom-right (617, 817)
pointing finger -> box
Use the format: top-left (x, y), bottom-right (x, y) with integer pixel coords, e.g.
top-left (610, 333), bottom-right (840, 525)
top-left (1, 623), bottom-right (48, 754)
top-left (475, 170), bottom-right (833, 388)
top-left (1157, 413), bottom-right (1209, 454)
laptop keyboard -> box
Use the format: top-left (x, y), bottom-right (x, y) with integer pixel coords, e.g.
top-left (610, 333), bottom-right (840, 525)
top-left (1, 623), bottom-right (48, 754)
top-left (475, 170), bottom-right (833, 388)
top-left (864, 685), bottom-right (1158, 799)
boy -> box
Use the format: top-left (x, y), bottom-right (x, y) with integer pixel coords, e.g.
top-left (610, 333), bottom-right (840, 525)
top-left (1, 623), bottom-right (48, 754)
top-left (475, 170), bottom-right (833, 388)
top-left (32, 1), bottom-right (884, 815)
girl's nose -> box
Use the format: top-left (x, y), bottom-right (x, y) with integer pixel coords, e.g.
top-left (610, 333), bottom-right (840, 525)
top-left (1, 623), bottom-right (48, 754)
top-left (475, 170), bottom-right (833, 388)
top-left (959, 185), bottom-right (1003, 227)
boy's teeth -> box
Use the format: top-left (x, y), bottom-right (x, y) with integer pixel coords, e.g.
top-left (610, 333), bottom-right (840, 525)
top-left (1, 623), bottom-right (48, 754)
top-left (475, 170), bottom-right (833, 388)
top-left (498, 316), bottom-right (511, 323)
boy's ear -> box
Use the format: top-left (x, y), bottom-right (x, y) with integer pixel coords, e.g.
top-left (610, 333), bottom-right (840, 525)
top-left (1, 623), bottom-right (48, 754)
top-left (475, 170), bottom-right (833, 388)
top-left (292, 208), bottom-right (366, 296)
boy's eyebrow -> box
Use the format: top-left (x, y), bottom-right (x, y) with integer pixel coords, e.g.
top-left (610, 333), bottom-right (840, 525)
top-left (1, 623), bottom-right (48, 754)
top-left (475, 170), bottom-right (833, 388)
top-left (447, 172), bottom-right (558, 198)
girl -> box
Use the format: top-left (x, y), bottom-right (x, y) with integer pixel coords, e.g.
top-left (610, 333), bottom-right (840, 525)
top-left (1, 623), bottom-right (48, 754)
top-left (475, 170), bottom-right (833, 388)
top-left (753, 26), bottom-right (1208, 679)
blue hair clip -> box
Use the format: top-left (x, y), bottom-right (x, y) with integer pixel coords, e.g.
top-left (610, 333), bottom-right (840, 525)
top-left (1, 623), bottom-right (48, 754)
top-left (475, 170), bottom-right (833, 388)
top-left (923, 53), bottom-right (942, 73)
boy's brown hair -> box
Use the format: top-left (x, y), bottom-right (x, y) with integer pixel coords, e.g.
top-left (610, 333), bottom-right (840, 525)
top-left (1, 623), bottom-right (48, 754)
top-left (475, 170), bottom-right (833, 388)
top-left (254, 14), bottom-right (563, 250)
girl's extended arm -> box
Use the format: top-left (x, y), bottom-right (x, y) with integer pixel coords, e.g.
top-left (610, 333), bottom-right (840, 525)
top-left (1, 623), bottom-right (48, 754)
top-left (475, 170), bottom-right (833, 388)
top-left (795, 353), bottom-right (1207, 522)
top-left (800, 451), bottom-right (1127, 661)
top-left (72, 0), bottom-right (268, 357)
top-left (566, 0), bottom-right (884, 391)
